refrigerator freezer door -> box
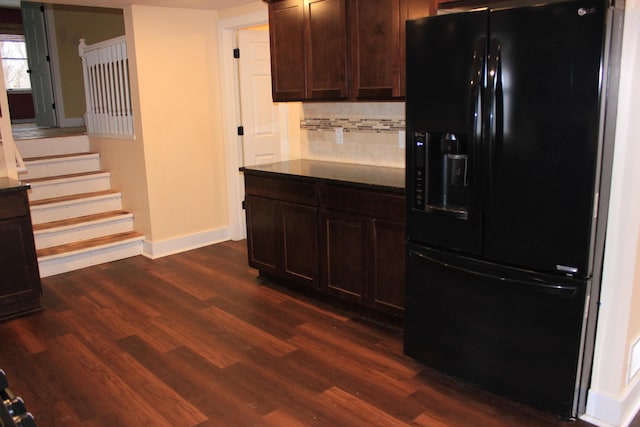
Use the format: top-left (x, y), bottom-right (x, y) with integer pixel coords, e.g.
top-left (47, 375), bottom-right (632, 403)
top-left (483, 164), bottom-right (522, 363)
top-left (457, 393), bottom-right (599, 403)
top-left (483, 0), bottom-right (606, 277)
top-left (404, 243), bottom-right (587, 419)
top-left (405, 10), bottom-right (487, 254)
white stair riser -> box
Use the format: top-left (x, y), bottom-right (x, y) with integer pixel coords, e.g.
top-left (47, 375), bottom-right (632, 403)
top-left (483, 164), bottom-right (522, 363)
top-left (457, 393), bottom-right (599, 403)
top-left (22, 155), bottom-right (101, 180)
top-left (15, 135), bottom-right (90, 158)
top-left (31, 195), bottom-right (123, 225)
top-left (34, 216), bottom-right (134, 250)
top-left (38, 238), bottom-right (144, 278)
top-left (28, 174), bottom-right (111, 201)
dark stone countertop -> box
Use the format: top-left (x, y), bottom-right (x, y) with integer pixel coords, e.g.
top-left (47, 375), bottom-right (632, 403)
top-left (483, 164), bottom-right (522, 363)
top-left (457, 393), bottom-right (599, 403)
top-left (240, 159), bottom-right (405, 193)
top-left (0, 178), bottom-right (29, 194)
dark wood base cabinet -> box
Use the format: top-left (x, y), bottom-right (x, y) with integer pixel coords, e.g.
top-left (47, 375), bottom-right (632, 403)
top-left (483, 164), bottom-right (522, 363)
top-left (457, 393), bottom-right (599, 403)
top-left (319, 183), bottom-right (405, 317)
top-left (245, 175), bottom-right (319, 290)
top-left (0, 184), bottom-right (42, 322)
top-left (244, 172), bottom-right (405, 319)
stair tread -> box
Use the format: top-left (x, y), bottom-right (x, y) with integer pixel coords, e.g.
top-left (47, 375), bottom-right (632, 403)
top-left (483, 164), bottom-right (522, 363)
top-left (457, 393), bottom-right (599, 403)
top-left (33, 210), bottom-right (132, 232)
top-left (26, 170), bottom-right (109, 183)
top-left (37, 231), bottom-right (143, 258)
top-left (29, 190), bottom-right (120, 207)
top-left (23, 152), bottom-right (98, 162)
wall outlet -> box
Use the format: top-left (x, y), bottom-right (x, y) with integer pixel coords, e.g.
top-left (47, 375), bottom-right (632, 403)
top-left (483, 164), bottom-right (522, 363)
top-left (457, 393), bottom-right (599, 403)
top-left (335, 127), bottom-right (344, 144)
top-left (398, 130), bottom-right (406, 149)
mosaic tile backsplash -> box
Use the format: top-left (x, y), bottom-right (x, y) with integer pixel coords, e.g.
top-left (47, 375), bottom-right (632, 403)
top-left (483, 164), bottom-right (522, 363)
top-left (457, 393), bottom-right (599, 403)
top-left (299, 102), bottom-right (406, 168)
top-left (301, 117), bottom-right (405, 133)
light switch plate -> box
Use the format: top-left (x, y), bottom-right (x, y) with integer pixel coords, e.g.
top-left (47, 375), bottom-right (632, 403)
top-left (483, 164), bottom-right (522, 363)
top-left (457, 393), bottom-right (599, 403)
top-left (335, 127), bottom-right (344, 144)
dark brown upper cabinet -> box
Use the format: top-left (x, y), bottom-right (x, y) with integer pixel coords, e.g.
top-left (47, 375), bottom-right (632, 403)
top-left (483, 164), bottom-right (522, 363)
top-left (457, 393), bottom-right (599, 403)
top-left (267, 0), bottom-right (348, 101)
top-left (265, 0), bottom-right (434, 102)
top-left (306, 0), bottom-right (349, 100)
top-left (268, 0), bottom-right (307, 101)
top-left (349, 0), bottom-right (401, 99)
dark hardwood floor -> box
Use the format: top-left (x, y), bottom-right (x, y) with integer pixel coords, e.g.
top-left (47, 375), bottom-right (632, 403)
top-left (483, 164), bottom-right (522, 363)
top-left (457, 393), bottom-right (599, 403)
top-left (0, 240), bottom-right (600, 426)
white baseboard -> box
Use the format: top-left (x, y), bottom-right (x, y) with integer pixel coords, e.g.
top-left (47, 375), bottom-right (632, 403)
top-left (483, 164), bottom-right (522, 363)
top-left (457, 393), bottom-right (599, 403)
top-left (584, 377), bottom-right (640, 427)
top-left (141, 227), bottom-right (231, 259)
top-left (59, 117), bottom-right (85, 128)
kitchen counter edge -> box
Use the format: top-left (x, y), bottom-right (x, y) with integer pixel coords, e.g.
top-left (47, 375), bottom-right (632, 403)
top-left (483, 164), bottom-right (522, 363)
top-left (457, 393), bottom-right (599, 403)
top-left (0, 178), bottom-right (30, 194)
top-left (240, 159), bottom-right (405, 194)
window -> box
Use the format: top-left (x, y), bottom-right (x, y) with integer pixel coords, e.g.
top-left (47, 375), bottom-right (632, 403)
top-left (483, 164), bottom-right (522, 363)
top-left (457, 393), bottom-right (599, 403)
top-left (1, 34), bottom-right (30, 90)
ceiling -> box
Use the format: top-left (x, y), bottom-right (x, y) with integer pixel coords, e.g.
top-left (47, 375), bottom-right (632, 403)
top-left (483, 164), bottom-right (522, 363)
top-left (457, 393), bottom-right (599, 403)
top-left (0, 0), bottom-right (258, 10)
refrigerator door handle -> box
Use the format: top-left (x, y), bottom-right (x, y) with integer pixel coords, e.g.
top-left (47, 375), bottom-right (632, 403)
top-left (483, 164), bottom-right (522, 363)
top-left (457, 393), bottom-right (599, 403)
top-left (486, 38), bottom-right (503, 230)
top-left (409, 249), bottom-right (579, 297)
top-left (471, 38), bottom-right (485, 152)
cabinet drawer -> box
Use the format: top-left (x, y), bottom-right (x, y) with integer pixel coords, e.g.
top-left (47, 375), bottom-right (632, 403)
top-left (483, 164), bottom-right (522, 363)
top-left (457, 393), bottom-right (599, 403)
top-left (245, 174), bottom-right (317, 206)
top-left (319, 183), bottom-right (404, 221)
top-left (0, 192), bottom-right (28, 220)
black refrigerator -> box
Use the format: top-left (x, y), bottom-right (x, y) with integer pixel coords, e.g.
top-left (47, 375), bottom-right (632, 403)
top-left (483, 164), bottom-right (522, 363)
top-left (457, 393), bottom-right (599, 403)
top-left (404, 0), bottom-right (613, 419)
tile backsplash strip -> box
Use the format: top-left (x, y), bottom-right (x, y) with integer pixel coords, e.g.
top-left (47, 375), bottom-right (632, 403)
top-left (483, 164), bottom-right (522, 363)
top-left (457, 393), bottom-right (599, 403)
top-left (299, 102), bottom-right (406, 168)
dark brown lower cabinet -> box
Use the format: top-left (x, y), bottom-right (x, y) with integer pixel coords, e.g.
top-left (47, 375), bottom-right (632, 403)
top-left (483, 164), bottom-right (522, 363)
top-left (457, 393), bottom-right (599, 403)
top-left (0, 187), bottom-right (42, 321)
top-left (320, 210), bottom-right (368, 304)
top-left (244, 172), bottom-right (405, 319)
top-left (319, 183), bottom-right (405, 317)
top-left (370, 218), bottom-right (405, 315)
top-left (245, 175), bottom-right (319, 290)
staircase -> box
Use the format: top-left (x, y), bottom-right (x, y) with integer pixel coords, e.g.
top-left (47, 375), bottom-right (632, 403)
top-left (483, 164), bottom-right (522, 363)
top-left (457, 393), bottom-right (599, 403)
top-left (15, 133), bottom-right (144, 278)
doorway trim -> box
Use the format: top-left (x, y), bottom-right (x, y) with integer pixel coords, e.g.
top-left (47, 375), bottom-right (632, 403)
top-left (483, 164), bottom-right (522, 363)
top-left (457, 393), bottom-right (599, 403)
top-left (218, 9), bottom-right (278, 241)
top-left (44, 6), bottom-right (83, 128)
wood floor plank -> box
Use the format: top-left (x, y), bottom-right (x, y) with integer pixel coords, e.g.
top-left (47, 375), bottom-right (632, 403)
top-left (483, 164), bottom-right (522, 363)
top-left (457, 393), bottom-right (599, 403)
top-left (315, 386), bottom-right (413, 426)
top-left (261, 408), bottom-right (314, 427)
top-left (163, 345), bottom-right (273, 424)
top-left (208, 292), bottom-right (303, 341)
top-left (199, 304), bottom-right (298, 358)
top-left (109, 351), bottom-right (209, 426)
top-left (0, 240), bottom-right (597, 427)
top-left (51, 333), bottom-right (176, 426)
top-left (116, 336), bottom-right (235, 420)
top-left (148, 314), bottom-right (242, 369)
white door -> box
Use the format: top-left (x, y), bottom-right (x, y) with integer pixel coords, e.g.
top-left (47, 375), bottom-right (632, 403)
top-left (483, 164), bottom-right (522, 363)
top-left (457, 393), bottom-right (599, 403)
top-left (21, 1), bottom-right (57, 127)
top-left (238, 29), bottom-right (281, 166)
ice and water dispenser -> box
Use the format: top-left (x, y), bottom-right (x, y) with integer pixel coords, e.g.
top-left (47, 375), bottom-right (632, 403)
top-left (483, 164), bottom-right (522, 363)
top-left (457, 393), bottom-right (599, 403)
top-left (413, 131), bottom-right (469, 219)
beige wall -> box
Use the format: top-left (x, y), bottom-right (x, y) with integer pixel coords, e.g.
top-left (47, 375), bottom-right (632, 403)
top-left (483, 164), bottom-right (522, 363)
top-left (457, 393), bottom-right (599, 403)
top-left (89, 135), bottom-right (151, 237)
top-left (51, 5), bottom-right (125, 119)
top-left (217, 1), bottom-right (265, 20)
top-left (124, 5), bottom-right (227, 246)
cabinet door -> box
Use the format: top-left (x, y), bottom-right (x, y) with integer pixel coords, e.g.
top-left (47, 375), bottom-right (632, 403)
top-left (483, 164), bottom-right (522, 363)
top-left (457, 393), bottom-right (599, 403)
top-left (349, 0), bottom-right (401, 99)
top-left (305, 0), bottom-right (349, 100)
top-left (0, 216), bottom-right (42, 320)
top-left (320, 210), bottom-right (368, 304)
top-left (282, 202), bottom-right (319, 289)
top-left (370, 218), bottom-right (405, 316)
top-left (246, 195), bottom-right (319, 288)
top-left (268, 0), bottom-right (306, 101)
top-left (246, 195), bottom-right (279, 274)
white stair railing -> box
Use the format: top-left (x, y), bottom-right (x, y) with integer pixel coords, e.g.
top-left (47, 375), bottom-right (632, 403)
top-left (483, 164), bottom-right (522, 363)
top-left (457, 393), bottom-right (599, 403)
top-left (79, 36), bottom-right (134, 139)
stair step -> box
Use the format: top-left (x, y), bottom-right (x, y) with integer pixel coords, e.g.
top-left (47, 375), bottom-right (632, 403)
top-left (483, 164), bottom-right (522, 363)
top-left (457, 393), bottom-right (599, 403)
top-left (22, 152), bottom-right (101, 180)
top-left (15, 134), bottom-right (90, 158)
top-left (26, 171), bottom-right (112, 201)
top-left (33, 210), bottom-right (134, 250)
top-left (17, 133), bottom-right (144, 277)
top-left (30, 190), bottom-right (123, 225)
top-left (37, 231), bottom-right (144, 278)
